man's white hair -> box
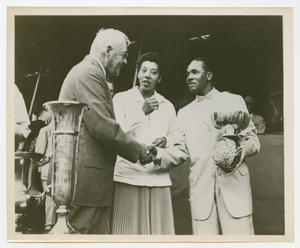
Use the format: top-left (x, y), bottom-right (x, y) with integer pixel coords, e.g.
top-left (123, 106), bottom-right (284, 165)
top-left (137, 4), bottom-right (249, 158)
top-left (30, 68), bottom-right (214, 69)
top-left (90, 28), bottom-right (130, 55)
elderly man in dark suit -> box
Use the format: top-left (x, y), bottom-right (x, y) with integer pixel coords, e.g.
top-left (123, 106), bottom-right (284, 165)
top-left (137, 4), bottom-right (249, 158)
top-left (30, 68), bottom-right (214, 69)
top-left (59, 28), bottom-right (152, 234)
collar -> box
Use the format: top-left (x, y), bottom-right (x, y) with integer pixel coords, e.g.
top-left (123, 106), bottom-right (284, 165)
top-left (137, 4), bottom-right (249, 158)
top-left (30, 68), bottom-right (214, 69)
top-left (195, 87), bottom-right (216, 102)
top-left (128, 86), bottom-right (165, 103)
top-left (89, 54), bottom-right (106, 78)
top-left (191, 88), bottom-right (219, 108)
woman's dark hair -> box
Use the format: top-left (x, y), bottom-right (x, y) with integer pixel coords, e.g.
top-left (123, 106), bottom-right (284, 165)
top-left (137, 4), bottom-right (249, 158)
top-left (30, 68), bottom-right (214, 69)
top-left (137, 52), bottom-right (165, 77)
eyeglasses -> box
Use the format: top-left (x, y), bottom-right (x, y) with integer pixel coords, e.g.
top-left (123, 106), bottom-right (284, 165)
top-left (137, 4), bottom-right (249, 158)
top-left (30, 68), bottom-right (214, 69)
top-left (112, 46), bottom-right (129, 59)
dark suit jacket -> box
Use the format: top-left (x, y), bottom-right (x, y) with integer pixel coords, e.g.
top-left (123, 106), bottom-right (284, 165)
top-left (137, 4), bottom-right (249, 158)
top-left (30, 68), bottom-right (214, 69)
top-left (59, 54), bottom-right (142, 207)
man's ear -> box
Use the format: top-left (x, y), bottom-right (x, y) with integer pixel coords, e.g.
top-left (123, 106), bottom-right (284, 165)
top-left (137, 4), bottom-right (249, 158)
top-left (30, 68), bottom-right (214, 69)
top-left (105, 45), bottom-right (112, 58)
top-left (158, 76), bottom-right (162, 83)
top-left (207, 71), bottom-right (213, 81)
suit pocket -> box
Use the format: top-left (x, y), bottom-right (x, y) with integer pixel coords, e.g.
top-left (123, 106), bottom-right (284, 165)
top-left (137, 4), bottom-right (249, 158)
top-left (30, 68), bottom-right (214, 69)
top-left (238, 163), bottom-right (249, 176)
top-left (82, 155), bottom-right (113, 171)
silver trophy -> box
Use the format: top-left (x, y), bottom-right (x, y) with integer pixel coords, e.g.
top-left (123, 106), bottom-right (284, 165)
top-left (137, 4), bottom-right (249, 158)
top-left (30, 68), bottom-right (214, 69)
top-left (43, 101), bottom-right (90, 234)
top-left (211, 111), bottom-right (250, 176)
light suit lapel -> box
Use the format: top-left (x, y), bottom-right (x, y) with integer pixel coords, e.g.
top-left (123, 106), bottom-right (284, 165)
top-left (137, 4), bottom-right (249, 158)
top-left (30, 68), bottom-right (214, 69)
top-left (192, 89), bottom-right (223, 151)
top-left (193, 89), bottom-right (221, 131)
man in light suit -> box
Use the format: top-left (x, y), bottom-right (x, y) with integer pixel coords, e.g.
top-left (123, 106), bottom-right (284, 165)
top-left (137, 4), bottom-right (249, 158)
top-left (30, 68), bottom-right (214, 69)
top-left (244, 95), bottom-right (266, 134)
top-left (151, 57), bottom-right (260, 235)
top-left (59, 28), bottom-right (152, 234)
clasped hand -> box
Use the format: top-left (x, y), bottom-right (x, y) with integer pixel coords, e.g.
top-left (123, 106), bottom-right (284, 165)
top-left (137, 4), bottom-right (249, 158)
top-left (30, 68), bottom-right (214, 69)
top-left (139, 144), bottom-right (158, 165)
top-left (139, 136), bottom-right (165, 164)
top-left (152, 137), bottom-right (167, 148)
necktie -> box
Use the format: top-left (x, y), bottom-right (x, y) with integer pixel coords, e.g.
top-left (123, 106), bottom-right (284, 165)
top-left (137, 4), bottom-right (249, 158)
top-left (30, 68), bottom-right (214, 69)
top-left (196, 93), bottom-right (212, 102)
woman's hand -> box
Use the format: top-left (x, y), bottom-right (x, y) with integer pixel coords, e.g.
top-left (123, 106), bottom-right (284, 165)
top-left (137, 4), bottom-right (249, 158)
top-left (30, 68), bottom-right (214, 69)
top-left (152, 137), bottom-right (167, 148)
top-left (142, 96), bottom-right (159, 115)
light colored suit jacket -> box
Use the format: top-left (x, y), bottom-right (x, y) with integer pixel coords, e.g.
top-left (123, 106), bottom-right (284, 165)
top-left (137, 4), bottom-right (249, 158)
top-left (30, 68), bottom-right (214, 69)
top-left (59, 55), bottom-right (142, 207)
top-left (158, 88), bottom-right (260, 220)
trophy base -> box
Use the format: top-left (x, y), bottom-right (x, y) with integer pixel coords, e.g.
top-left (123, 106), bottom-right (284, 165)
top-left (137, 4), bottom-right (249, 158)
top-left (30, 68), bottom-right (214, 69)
top-left (49, 206), bottom-right (74, 234)
top-left (49, 216), bottom-right (73, 234)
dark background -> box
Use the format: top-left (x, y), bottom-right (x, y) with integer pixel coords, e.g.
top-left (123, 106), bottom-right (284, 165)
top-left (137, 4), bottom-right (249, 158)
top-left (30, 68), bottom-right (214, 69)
top-left (15, 15), bottom-right (283, 127)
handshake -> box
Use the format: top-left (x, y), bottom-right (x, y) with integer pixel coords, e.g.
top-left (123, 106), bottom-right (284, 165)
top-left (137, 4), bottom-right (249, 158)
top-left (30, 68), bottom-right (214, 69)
top-left (138, 137), bottom-right (166, 165)
top-left (139, 144), bottom-right (158, 165)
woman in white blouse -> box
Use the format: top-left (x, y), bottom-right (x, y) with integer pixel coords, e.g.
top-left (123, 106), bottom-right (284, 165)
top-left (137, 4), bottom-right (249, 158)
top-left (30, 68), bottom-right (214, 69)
top-left (112, 52), bottom-right (176, 234)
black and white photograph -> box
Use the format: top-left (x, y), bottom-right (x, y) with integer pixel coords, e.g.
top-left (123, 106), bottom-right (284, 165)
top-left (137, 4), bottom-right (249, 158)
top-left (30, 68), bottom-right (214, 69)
top-left (6, 6), bottom-right (295, 243)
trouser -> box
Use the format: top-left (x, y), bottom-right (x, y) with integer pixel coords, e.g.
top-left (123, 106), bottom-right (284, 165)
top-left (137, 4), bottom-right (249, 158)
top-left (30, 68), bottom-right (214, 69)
top-left (192, 180), bottom-right (254, 235)
top-left (41, 180), bottom-right (57, 228)
top-left (67, 204), bottom-right (109, 234)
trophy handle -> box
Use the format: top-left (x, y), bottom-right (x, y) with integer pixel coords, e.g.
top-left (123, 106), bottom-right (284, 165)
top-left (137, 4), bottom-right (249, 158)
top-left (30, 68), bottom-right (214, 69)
top-left (211, 111), bottom-right (250, 135)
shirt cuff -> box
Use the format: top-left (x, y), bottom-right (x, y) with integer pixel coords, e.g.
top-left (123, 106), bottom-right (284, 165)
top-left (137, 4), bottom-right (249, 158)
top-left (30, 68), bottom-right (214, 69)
top-left (153, 147), bottom-right (162, 168)
top-left (163, 136), bottom-right (168, 147)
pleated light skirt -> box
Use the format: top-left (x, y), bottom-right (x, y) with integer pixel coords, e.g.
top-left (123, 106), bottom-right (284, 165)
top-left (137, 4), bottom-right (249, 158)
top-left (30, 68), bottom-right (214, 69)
top-left (112, 182), bottom-right (175, 235)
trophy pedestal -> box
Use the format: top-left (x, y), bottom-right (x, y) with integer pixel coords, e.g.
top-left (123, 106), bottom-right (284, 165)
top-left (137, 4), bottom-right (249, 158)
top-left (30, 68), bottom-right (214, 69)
top-left (222, 127), bottom-right (235, 135)
top-left (49, 206), bottom-right (73, 234)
